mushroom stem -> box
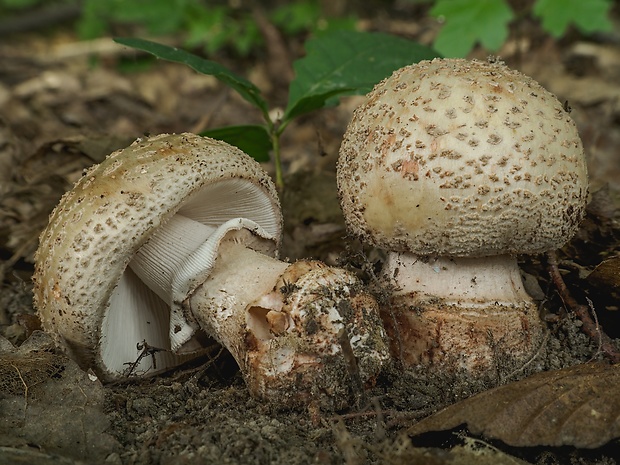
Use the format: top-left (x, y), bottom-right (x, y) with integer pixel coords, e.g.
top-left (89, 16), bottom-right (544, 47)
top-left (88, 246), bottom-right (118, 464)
top-left (187, 234), bottom-right (290, 357)
top-left (128, 215), bottom-right (286, 348)
top-left (381, 252), bottom-right (544, 371)
top-left (383, 253), bottom-right (534, 306)
top-left (130, 214), bottom-right (389, 408)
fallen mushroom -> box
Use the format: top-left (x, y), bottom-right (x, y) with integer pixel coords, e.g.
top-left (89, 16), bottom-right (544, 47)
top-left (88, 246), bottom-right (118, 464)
top-left (33, 133), bottom-right (388, 408)
top-left (337, 58), bottom-right (588, 372)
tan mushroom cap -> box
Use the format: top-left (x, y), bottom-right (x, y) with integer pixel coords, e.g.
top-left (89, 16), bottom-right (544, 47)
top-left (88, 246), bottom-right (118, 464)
top-left (338, 58), bottom-right (588, 257)
top-left (33, 133), bottom-right (282, 378)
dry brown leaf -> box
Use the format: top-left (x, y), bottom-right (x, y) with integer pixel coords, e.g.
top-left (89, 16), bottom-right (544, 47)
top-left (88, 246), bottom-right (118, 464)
top-left (588, 256), bottom-right (620, 290)
top-left (408, 363), bottom-right (620, 449)
top-left (0, 331), bottom-right (119, 461)
top-left (0, 134), bottom-right (133, 270)
top-left (21, 134), bottom-right (132, 183)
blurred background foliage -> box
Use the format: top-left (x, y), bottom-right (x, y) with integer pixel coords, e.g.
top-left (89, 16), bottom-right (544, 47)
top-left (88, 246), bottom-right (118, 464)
top-left (0, 0), bottom-right (615, 58)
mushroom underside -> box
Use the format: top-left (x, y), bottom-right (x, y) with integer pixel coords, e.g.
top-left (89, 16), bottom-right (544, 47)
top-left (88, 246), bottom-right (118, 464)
top-left (110, 184), bottom-right (390, 408)
top-left (99, 178), bottom-right (280, 378)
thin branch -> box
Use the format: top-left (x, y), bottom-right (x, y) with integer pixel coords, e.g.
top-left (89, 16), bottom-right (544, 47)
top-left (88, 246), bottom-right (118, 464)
top-left (122, 339), bottom-right (166, 377)
top-left (10, 363), bottom-right (29, 420)
top-left (547, 251), bottom-right (620, 363)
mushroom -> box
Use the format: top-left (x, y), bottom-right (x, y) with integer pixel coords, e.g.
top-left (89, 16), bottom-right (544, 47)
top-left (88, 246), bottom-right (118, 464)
top-left (33, 133), bottom-right (389, 408)
top-left (337, 58), bottom-right (588, 372)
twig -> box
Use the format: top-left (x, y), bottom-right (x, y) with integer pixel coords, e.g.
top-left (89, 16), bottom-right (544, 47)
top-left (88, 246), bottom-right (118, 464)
top-left (586, 296), bottom-right (603, 362)
top-left (0, 4), bottom-right (80, 36)
top-left (187, 345), bottom-right (227, 382)
top-left (547, 251), bottom-right (620, 363)
top-left (11, 362), bottom-right (29, 419)
top-left (500, 330), bottom-right (550, 383)
top-left (123, 339), bottom-right (166, 377)
top-left (252, 6), bottom-right (293, 87)
top-left (338, 327), bottom-right (366, 407)
top-left (333, 400), bottom-right (432, 430)
top-left (189, 89), bottom-right (231, 134)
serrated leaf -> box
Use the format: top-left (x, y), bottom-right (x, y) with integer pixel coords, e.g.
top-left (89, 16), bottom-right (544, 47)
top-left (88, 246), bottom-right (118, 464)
top-left (201, 125), bottom-right (271, 162)
top-left (408, 363), bottom-right (620, 448)
top-left (284, 30), bottom-right (438, 123)
top-left (114, 38), bottom-right (269, 115)
top-left (431, 0), bottom-right (514, 57)
top-left (533, 0), bottom-right (612, 37)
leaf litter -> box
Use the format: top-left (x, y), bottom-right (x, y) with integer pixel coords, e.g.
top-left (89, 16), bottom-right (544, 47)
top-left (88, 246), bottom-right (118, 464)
top-left (407, 363), bottom-right (620, 449)
top-left (0, 331), bottom-right (119, 463)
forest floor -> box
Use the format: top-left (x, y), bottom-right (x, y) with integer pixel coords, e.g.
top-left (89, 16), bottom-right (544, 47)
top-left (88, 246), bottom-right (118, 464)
top-left (1, 5), bottom-right (620, 465)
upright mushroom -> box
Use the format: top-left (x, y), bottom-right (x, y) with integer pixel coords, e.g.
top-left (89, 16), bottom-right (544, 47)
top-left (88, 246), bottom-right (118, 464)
top-left (34, 133), bottom-right (388, 408)
top-left (337, 58), bottom-right (588, 372)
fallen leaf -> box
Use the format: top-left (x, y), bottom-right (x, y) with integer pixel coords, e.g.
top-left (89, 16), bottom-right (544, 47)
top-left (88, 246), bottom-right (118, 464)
top-left (0, 331), bottom-right (120, 462)
top-left (588, 256), bottom-right (620, 290)
top-left (408, 363), bottom-right (620, 448)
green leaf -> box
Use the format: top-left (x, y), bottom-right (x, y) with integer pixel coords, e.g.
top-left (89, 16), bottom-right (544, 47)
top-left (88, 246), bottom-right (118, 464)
top-left (283, 30), bottom-right (439, 123)
top-left (431, 0), bottom-right (514, 57)
top-left (271, 1), bottom-right (321, 35)
top-left (186, 6), bottom-right (232, 54)
top-left (113, 38), bottom-right (269, 115)
top-left (78, 0), bottom-right (110, 39)
top-left (533, 0), bottom-right (612, 37)
top-left (201, 125), bottom-right (272, 162)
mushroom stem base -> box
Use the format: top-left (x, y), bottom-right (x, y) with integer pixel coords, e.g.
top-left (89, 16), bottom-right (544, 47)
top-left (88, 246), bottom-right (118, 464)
top-left (381, 253), bottom-right (545, 372)
top-left (188, 239), bottom-right (390, 409)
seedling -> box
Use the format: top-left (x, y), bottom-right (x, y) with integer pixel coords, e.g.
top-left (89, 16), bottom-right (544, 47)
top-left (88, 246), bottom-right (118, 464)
top-left (114, 30), bottom-right (438, 189)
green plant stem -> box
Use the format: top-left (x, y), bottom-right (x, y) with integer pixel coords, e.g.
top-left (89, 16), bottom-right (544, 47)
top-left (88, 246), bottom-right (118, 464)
top-left (257, 108), bottom-right (284, 190)
top-left (270, 128), bottom-right (284, 191)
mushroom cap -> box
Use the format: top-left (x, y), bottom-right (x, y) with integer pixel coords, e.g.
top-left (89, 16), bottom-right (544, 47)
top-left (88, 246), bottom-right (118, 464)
top-left (337, 58), bottom-right (588, 256)
top-left (33, 133), bottom-right (282, 380)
